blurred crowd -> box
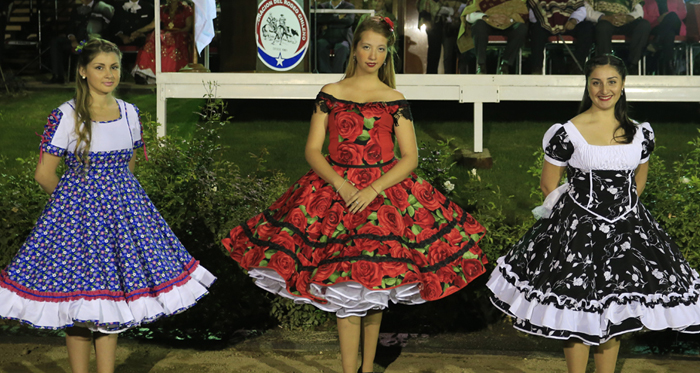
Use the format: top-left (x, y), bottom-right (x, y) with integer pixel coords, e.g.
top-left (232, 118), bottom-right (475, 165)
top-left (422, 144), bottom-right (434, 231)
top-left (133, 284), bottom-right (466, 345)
top-left (312, 0), bottom-right (697, 75)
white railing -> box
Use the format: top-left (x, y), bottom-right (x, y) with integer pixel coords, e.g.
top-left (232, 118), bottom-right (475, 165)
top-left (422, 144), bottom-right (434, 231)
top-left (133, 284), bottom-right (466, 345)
top-left (153, 1), bottom-right (700, 153)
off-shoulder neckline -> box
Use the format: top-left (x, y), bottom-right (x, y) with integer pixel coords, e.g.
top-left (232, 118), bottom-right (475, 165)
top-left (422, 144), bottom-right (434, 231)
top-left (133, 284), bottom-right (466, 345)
top-left (318, 91), bottom-right (409, 106)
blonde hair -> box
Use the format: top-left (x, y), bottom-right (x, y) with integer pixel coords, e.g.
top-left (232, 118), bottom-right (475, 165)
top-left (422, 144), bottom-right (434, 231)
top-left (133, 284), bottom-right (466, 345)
top-left (344, 16), bottom-right (396, 89)
top-left (74, 38), bottom-right (122, 162)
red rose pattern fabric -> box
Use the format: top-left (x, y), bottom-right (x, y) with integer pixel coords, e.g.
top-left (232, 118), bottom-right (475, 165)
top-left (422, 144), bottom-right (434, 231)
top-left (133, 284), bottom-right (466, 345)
top-left (222, 92), bottom-right (488, 308)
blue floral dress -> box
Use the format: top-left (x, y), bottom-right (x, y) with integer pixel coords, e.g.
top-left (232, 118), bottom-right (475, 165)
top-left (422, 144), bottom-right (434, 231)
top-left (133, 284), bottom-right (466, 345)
top-left (488, 121), bottom-right (700, 345)
top-left (0, 99), bottom-right (215, 333)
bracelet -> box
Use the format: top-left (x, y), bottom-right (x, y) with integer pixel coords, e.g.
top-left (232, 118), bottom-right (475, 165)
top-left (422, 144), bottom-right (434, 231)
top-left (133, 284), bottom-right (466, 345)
top-left (336, 179), bottom-right (348, 196)
top-left (369, 184), bottom-right (379, 195)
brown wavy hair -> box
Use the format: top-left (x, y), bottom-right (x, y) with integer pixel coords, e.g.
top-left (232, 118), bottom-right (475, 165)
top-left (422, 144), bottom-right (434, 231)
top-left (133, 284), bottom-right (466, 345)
top-left (74, 38), bottom-right (122, 162)
top-left (344, 16), bottom-right (396, 89)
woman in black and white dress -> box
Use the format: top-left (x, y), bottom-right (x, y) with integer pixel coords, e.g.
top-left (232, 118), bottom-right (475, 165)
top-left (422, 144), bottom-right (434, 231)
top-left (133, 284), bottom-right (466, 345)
top-left (487, 54), bottom-right (700, 373)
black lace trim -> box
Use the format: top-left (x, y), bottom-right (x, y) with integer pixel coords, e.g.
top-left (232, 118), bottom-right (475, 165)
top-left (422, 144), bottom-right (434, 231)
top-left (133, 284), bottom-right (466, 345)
top-left (328, 157), bottom-right (396, 168)
top-left (314, 94), bottom-right (331, 114)
top-left (496, 264), bottom-right (700, 313)
top-left (241, 219), bottom-right (481, 274)
top-left (392, 104), bottom-right (413, 127)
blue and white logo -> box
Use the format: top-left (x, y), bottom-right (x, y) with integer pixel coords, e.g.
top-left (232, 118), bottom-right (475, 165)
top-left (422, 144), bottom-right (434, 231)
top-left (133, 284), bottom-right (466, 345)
top-left (257, 0), bottom-right (309, 71)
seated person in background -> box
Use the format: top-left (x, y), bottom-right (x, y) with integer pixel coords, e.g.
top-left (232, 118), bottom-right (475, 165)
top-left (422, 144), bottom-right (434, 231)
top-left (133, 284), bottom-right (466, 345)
top-left (132, 0), bottom-right (193, 84)
top-left (316, 0), bottom-right (355, 73)
top-left (110, 0), bottom-right (155, 47)
top-left (643, 0), bottom-right (686, 75)
top-left (458, 0), bottom-right (529, 74)
top-left (528, 0), bottom-right (593, 74)
top-left (358, 0), bottom-right (396, 25)
top-left (46, 0), bottom-right (114, 84)
top-left (585, 0), bottom-right (650, 74)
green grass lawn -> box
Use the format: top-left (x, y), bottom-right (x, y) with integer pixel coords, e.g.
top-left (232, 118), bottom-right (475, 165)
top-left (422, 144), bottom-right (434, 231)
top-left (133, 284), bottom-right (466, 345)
top-left (2, 90), bottom-right (698, 220)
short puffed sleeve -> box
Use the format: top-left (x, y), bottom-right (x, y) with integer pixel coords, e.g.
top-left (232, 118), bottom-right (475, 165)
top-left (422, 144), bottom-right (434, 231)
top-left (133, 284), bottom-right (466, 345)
top-left (542, 123), bottom-right (574, 167)
top-left (639, 122), bottom-right (655, 164)
top-left (313, 92), bottom-right (334, 114)
top-left (39, 107), bottom-right (72, 157)
top-left (128, 103), bottom-right (144, 149)
top-left (392, 101), bottom-right (413, 127)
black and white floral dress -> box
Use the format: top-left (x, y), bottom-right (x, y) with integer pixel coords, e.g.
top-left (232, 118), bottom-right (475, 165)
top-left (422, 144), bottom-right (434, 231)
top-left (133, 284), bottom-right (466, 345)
top-left (488, 121), bottom-right (700, 345)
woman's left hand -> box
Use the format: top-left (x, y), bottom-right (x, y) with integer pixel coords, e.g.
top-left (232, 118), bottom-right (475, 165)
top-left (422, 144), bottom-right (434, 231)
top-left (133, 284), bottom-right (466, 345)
top-left (347, 186), bottom-right (379, 214)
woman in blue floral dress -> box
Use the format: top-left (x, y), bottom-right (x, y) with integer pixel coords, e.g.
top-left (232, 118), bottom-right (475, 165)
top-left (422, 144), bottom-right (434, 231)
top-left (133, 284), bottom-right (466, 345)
top-left (0, 39), bottom-right (215, 373)
top-left (488, 54), bottom-right (700, 373)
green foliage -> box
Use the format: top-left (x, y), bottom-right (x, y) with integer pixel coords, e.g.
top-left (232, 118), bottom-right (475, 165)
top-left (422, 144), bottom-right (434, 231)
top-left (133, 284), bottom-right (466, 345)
top-left (270, 297), bottom-right (333, 330)
top-left (415, 138), bottom-right (458, 197)
top-left (641, 130), bottom-right (700, 270)
top-left (0, 156), bottom-right (50, 267)
top-left (129, 85), bottom-right (291, 340)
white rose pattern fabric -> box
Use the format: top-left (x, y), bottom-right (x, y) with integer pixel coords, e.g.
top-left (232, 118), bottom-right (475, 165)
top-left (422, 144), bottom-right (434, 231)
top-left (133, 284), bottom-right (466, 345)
top-left (488, 121), bottom-right (700, 345)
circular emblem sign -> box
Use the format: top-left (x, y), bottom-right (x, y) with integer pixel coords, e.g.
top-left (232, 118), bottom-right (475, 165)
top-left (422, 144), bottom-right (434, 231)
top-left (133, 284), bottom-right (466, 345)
top-left (256, 0), bottom-right (309, 71)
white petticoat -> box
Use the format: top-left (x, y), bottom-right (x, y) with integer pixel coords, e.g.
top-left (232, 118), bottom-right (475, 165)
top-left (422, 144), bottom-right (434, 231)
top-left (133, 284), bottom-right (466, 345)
top-left (488, 256), bottom-right (700, 345)
top-left (0, 265), bottom-right (216, 333)
top-left (249, 268), bottom-right (425, 318)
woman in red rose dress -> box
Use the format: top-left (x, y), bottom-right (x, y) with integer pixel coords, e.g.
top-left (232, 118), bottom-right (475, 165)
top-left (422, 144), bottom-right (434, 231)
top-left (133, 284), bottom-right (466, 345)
top-left (222, 16), bottom-right (487, 373)
top-left (131, 0), bottom-right (193, 83)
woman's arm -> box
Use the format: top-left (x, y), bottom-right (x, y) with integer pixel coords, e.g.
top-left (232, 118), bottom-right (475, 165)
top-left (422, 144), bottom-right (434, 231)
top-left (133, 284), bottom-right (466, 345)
top-left (129, 157), bottom-right (136, 173)
top-left (347, 114), bottom-right (419, 214)
top-left (34, 153), bottom-right (62, 195)
top-left (540, 161), bottom-right (566, 197)
top-left (634, 161), bottom-right (649, 196)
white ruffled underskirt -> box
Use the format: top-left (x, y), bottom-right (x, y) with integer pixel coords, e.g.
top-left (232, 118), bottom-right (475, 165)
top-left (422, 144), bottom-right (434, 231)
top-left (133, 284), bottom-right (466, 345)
top-left (0, 266), bottom-right (216, 333)
top-left (487, 257), bottom-right (700, 345)
top-left (249, 268), bottom-right (425, 318)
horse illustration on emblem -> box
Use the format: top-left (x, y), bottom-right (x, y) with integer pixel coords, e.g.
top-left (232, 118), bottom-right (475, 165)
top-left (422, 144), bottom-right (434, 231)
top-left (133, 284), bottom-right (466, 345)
top-left (256, 0), bottom-right (309, 71)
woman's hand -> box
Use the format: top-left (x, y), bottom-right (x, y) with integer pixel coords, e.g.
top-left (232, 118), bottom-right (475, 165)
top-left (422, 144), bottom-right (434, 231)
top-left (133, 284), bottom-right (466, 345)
top-left (337, 182), bottom-right (358, 204)
top-left (347, 186), bottom-right (379, 214)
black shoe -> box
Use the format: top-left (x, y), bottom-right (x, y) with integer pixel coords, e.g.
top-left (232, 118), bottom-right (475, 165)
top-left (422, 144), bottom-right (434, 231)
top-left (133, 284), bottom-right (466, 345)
top-left (43, 76), bottom-right (64, 84)
top-left (498, 61), bottom-right (510, 75)
top-left (476, 63), bottom-right (487, 75)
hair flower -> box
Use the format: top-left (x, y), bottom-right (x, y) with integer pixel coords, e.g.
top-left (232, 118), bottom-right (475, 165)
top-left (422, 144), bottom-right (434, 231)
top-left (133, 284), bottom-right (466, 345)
top-left (75, 39), bottom-right (88, 54)
top-left (383, 17), bottom-right (394, 32)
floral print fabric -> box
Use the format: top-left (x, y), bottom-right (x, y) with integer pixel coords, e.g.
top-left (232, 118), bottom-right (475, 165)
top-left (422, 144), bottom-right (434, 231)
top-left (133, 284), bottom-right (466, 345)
top-left (488, 121), bottom-right (700, 345)
top-left (223, 92), bottom-right (488, 312)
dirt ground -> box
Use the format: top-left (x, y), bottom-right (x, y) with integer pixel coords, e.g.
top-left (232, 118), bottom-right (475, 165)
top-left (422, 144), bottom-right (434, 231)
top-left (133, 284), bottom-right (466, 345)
top-left (2, 325), bottom-right (700, 373)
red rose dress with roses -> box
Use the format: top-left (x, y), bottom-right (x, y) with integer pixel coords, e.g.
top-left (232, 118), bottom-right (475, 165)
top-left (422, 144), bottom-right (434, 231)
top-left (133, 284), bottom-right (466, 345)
top-left (222, 92), bottom-right (488, 317)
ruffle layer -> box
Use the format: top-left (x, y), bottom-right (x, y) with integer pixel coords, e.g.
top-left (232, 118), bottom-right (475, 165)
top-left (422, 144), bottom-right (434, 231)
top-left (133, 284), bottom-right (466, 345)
top-left (488, 257), bottom-right (700, 345)
top-left (0, 265), bottom-right (216, 333)
top-left (249, 268), bottom-right (424, 318)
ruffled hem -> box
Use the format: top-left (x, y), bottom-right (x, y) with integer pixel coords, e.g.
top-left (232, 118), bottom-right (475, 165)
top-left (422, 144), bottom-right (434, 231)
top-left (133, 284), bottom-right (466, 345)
top-left (249, 268), bottom-right (425, 318)
top-left (487, 258), bottom-right (700, 345)
top-left (0, 265), bottom-right (216, 333)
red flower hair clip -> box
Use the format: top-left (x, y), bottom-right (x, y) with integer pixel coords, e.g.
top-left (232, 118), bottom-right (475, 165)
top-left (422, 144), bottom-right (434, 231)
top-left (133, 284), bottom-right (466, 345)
top-left (383, 17), bottom-right (394, 32)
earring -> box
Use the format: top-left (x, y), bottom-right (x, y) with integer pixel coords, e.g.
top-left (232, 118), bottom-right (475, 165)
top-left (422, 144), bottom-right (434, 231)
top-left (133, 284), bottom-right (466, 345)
top-left (353, 55), bottom-right (356, 61)
top-left (81, 76), bottom-right (86, 79)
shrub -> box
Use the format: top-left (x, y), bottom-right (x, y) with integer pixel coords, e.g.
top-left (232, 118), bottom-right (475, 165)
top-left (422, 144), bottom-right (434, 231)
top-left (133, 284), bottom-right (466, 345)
top-left (641, 130), bottom-right (700, 269)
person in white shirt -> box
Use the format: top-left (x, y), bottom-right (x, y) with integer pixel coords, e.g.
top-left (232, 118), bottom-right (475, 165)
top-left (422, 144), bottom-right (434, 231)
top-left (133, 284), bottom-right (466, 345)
top-left (585, 0), bottom-right (651, 74)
